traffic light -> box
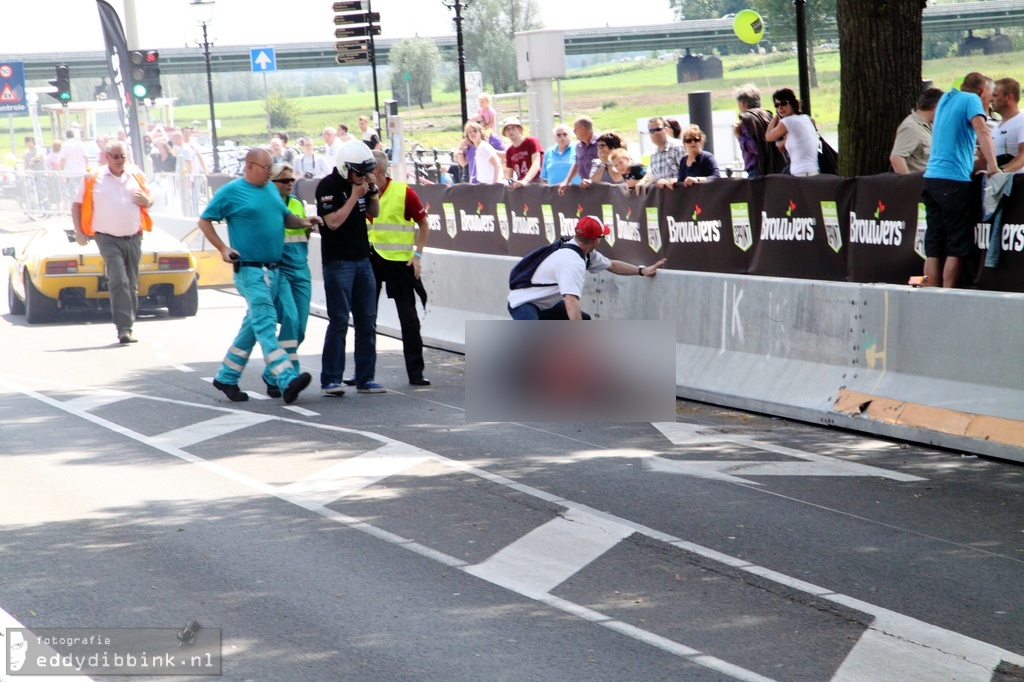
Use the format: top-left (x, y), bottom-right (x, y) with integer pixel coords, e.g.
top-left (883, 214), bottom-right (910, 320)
top-left (48, 65), bottom-right (71, 103)
top-left (129, 50), bottom-right (161, 100)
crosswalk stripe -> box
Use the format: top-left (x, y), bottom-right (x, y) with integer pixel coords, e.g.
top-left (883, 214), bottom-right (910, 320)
top-left (829, 598), bottom-right (1024, 682)
top-left (62, 390), bottom-right (132, 412)
top-left (149, 412), bottom-right (275, 449)
top-left (278, 442), bottom-right (431, 507)
top-left (465, 509), bottom-right (634, 596)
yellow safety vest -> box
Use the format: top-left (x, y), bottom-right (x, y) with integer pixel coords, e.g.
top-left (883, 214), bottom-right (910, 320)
top-left (369, 180), bottom-right (416, 262)
top-left (79, 166), bottom-right (153, 236)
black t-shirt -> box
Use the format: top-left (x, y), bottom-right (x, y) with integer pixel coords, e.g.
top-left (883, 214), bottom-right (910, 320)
top-left (315, 168), bottom-right (370, 263)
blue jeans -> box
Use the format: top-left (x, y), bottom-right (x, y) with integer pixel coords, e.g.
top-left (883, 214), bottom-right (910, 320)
top-left (508, 300), bottom-right (591, 320)
top-left (322, 257), bottom-right (377, 387)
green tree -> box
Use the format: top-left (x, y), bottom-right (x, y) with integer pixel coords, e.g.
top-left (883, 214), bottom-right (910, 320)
top-left (265, 91), bottom-right (298, 130)
top-left (388, 37), bottom-right (441, 108)
top-left (668, 0), bottom-right (746, 21)
top-left (837, 0), bottom-right (925, 176)
top-left (462, 0), bottom-right (543, 94)
top-left (750, 0), bottom-right (837, 87)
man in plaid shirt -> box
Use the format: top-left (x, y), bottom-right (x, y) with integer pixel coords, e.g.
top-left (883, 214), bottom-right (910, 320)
top-left (646, 116), bottom-right (685, 188)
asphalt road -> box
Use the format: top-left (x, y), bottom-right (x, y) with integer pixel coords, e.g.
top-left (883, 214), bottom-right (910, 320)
top-left (1, 267), bottom-right (1023, 681)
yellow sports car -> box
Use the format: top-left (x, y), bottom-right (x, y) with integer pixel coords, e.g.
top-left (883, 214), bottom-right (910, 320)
top-left (4, 223), bottom-right (199, 324)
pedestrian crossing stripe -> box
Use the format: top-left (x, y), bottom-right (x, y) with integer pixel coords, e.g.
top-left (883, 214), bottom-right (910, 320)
top-left (4, 375), bottom-right (1023, 681)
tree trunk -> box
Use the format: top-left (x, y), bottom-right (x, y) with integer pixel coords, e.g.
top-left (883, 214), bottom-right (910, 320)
top-left (837, 0), bottom-right (924, 176)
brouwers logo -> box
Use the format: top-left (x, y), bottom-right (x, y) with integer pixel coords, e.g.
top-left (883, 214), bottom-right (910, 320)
top-left (667, 203), bottom-right (721, 244)
top-left (849, 198), bottom-right (904, 247)
top-left (760, 198), bottom-right (816, 242)
top-left (510, 202), bottom-right (540, 236)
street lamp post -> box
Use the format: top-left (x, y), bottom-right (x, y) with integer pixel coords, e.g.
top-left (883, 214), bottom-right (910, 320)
top-left (191, 0), bottom-right (220, 173)
top-left (441, 0), bottom-right (473, 127)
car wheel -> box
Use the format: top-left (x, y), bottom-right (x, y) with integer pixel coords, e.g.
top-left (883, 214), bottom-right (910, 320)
top-left (24, 273), bottom-right (58, 323)
top-left (168, 280), bottom-right (199, 317)
top-left (8, 273), bottom-right (25, 315)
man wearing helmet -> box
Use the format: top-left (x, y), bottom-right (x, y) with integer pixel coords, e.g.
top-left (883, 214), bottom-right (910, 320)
top-left (315, 140), bottom-right (386, 395)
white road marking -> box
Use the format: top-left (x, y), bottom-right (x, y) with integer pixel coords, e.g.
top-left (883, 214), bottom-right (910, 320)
top-left (4, 377), bottom-right (1021, 681)
top-left (172, 364), bottom-right (195, 373)
top-left (282, 405), bottom-right (319, 417)
top-left (651, 422), bottom-right (926, 483)
top-left (279, 442), bottom-right (431, 507)
top-left (465, 509), bottom-right (634, 596)
top-left (0, 607), bottom-right (94, 682)
top-left (149, 412), bottom-right (275, 449)
top-left (153, 351), bottom-right (171, 361)
top-left (62, 390), bottom-right (132, 412)
top-left (830, 597), bottom-right (1024, 682)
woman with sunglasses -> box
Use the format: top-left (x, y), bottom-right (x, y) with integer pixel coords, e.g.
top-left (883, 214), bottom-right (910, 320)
top-left (764, 88), bottom-right (819, 176)
top-left (264, 162), bottom-right (313, 398)
top-left (582, 133), bottom-right (624, 187)
top-left (676, 125), bottom-right (720, 186)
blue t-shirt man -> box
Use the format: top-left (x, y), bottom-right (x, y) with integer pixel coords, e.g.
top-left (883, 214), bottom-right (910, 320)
top-left (201, 178), bottom-right (290, 264)
top-left (920, 73), bottom-right (1001, 288)
top-left (924, 89), bottom-right (986, 182)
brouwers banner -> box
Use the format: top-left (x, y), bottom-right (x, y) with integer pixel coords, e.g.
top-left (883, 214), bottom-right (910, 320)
top-left (309, 175), bottom-right (1024, 292)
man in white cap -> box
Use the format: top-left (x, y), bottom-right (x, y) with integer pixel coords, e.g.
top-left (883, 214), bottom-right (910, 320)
top-left (507, 216), bottom-right (667, 321)
top-left (501, 116), bottom-right (544, 187)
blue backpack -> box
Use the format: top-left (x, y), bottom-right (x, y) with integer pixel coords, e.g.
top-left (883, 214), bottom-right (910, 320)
top-left (509, 238), bottom-right (588, 290)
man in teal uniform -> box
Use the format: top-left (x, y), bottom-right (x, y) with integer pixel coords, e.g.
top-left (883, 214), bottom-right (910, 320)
top-left (198, 148), bottom-right (321, 404)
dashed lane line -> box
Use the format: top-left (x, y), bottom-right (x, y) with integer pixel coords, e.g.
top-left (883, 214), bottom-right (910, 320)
top-left (4, 377), bottom-right (1023, 681)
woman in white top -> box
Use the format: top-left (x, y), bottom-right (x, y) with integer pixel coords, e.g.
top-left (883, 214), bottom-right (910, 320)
top-left (465, 121), bottom-right (502, 184)
top-left (764, 87), bottom-right (819, 176)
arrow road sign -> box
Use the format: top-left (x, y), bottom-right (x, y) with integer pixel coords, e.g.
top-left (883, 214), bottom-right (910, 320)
top-left (334, 11), bottom-right (380, 25)
top-left (335, 53), bottom-right (369, 65)
top-left (250, 47), bottom-right (276, 73)
top-left (332, 0), bottom-right (365, 11)
top-left (647, 422), bottom-right (927, 484)
top-left (336, 41), bottom-right (369, 52)
top-left (335, 25), bottom-right (380, 39)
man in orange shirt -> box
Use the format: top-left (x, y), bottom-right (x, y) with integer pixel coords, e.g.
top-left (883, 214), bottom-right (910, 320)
top-left (72, 140), bottom-right (153, 344)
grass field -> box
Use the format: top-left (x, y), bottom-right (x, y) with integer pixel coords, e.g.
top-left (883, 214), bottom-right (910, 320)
top-left (3, 49), bottom-right (1023, 161)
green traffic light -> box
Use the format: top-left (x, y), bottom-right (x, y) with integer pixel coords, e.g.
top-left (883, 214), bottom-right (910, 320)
top-left (59, 91), bottom-right (71, 102)
top-left (132, 83), bottom-right (148, 98)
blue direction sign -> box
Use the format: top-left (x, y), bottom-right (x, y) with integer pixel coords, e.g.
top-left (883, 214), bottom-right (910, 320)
top-left (0, 61), bottom-right (27, 114)
top-left (250, 47), bottom-right (277, 73)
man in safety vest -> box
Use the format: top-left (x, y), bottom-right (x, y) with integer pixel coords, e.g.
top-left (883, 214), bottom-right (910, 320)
top-left (72, 139), bottom-right (154, 344)
top-left (368, 149), bottom-right (431, 386)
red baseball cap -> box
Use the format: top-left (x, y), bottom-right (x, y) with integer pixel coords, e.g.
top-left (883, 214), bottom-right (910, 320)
top-left (575, 215), bottom-right (611, 240)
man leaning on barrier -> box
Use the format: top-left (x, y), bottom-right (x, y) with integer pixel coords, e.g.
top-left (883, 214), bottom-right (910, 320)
top-left (507, 216), bottom-right (667, 321)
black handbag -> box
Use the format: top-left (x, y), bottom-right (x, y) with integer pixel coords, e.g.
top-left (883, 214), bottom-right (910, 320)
top-left (817, 135), bottom-right (839, 175)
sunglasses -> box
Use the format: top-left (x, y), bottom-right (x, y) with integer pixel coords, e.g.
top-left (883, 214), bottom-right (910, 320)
top-left (774, 101), bottom-right (790, 108)
top-left (248, 162), bottom-right (272, 172)
top-left (648, 126), bottom-right (665, 134)
top-left (683, 137), bottom-right (701, 143)
top-left (106, 153), bottom-right (127, 160)
top-left (351, 170), bottom-right (369, 178)
top-left (273, 178), bottom-right (295, 184)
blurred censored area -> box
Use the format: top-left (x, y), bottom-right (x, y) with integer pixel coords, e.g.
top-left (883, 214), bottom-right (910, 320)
top-left (465, 320), bottom-right (677, 423)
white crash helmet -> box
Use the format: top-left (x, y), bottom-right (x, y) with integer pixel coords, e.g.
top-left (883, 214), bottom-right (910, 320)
top-left (335, 139), bottom-right (377, 176)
